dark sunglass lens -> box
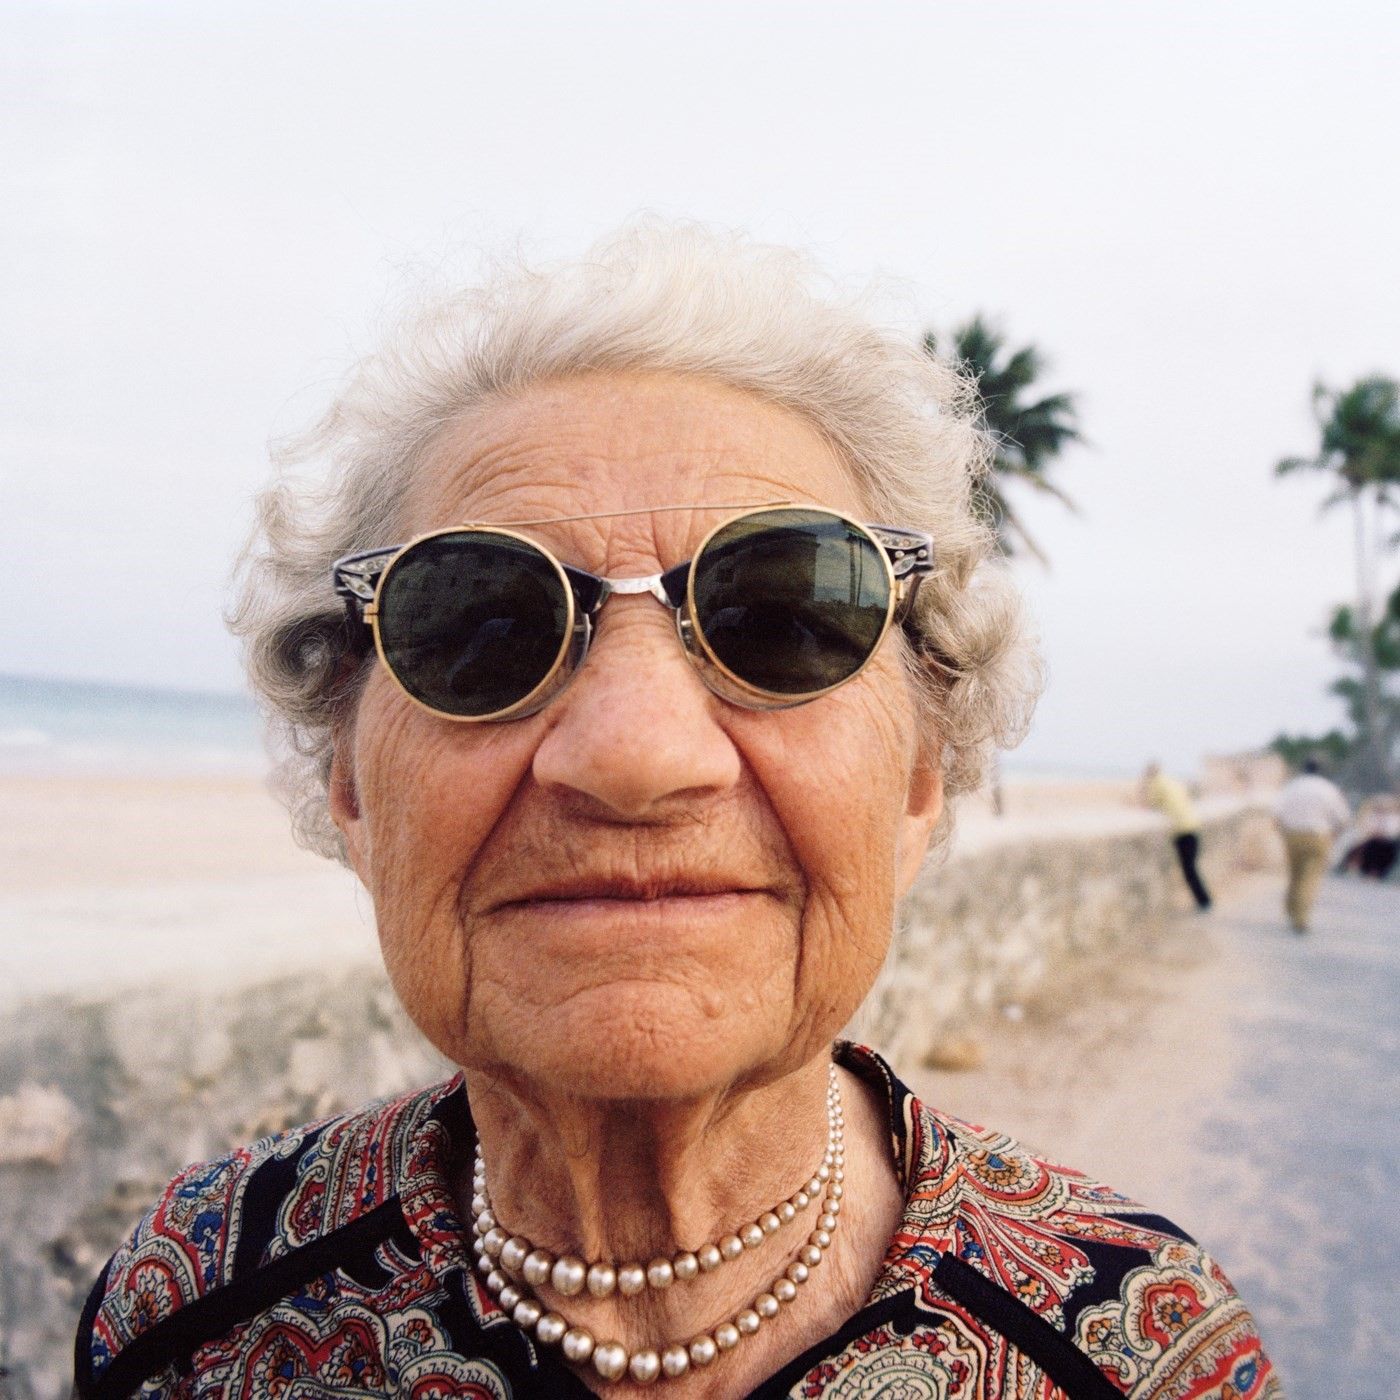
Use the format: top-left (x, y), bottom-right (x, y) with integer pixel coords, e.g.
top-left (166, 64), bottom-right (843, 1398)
top-left (376, 533), bottom-right (570, 716)
top-left (691, 510), bottom-right (891, 696)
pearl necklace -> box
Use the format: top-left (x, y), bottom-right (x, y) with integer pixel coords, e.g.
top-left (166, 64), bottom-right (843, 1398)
top-left (469, 1064), bottom-right (845, 1385)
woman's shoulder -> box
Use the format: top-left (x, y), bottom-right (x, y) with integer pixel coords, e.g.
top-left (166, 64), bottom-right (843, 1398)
top-left (75, 1075), bottom-right (462, 1394)
top-left (887, 1092), bottom-right (1279, 1397)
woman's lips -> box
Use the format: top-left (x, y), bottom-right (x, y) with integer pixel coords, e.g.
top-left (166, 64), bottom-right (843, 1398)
top-left (487, 886), bottom-right (775, 937)
top-left (490, 875), bottom-right (770, 909)
top-left (497, 890), bottom-right (759, 918)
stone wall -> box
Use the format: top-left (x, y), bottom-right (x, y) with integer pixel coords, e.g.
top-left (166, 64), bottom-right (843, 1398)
top-left (0, 804), bottom-right (1278, 1398)
top-left (850, 803), bottom-right (1280, 1064)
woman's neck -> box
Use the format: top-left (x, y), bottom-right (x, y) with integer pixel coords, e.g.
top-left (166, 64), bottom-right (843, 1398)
top-left (458, 1052), bottom-right (906, 1396)
top-left (467, 1055), bottom-right (836, 1261)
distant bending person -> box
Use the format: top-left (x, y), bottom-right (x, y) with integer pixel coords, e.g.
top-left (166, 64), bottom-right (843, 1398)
top-left (1272, 759), bottom-right (1351, 932)
top-left (1344, 796), bottom-right (1400, 880)
top-left (1141, 762), bottom-right (1212, 910)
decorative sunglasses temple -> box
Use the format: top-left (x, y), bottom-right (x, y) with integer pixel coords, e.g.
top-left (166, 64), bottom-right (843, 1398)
top-left (333, 547), bottom-right (397, 608)
top-left (332, 548), bottom-right (398, 655)
top-left (866, 525), bottom-right (936, 611)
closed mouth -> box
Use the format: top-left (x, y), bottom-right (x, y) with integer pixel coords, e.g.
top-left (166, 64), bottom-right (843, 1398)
top-left (492, 877), bottom-right (767, 912)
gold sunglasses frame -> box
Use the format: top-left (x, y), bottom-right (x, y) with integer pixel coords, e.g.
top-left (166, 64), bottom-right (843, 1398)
top-left (337, 503), bottom-right (931, 723)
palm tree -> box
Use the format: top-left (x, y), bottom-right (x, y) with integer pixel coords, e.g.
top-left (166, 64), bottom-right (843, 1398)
top-left (1276, 375), bottom-right (1400, 788)
top-left (925, 316), bottom-right (1083, 566)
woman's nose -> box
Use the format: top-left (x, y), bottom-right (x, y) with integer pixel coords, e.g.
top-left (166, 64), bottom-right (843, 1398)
top-left (530, 601), bottom-right (742, 821)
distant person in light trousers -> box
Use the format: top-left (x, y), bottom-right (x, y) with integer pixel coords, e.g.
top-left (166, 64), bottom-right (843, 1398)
top-left (1272, 759), bottom-right (1351, 933)
top-left (1140, 762), bottom-right (1212, 911)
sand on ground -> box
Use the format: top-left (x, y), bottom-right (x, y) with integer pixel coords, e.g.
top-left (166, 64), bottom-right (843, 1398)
top-left (0, 774), bottom-right (374, 1007)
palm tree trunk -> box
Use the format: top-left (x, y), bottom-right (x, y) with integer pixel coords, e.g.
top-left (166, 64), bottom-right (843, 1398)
top-left (1352, 488), bottom-right (1392, 788)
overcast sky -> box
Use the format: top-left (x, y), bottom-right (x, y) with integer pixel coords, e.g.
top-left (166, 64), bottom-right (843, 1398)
top-left (5, 1), bottom-right (1397, 773)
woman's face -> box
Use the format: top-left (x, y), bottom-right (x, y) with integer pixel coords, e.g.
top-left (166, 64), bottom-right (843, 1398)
top-left (332, 373), bottom-right (942, 1101)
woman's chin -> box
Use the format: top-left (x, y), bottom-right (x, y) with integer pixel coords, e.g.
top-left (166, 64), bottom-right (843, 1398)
top-left (489, 982), bottom-right (784, 1103)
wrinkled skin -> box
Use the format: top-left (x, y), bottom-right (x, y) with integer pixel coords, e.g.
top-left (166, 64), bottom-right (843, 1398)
top-left (331, 372), bottom-right (943, 1394)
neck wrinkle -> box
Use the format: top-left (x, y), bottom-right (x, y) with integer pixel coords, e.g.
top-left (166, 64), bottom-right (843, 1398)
top-left (467, 1058), bottom-right (832, 1258)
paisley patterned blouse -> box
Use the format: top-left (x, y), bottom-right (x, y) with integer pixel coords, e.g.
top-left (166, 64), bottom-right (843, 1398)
top-left (75, 1043), bottom-right (1280, 1398)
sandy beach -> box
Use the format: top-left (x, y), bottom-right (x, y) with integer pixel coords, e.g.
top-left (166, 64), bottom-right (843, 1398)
top-left (0, 775), bottom-right (373, 1007)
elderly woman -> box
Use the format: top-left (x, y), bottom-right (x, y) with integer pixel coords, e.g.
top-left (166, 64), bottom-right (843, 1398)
top-left (75, 227), bottom-right (1277, 1398)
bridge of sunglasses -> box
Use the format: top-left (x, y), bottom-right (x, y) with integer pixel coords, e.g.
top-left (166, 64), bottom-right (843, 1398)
top-left (560, 562), bottom-right (690, 614)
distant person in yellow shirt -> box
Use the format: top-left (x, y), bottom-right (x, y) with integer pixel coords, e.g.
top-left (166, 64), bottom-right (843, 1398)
top-left (1141, 762), bottom-right (1213, 910)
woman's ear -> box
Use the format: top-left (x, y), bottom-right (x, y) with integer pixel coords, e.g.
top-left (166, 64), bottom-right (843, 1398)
top-left (328, 732), bottom-right (369, 881)
top-left (895, 743), bottom-right (944, 898)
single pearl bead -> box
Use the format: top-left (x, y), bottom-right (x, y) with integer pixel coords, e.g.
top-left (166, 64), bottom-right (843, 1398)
top-left (522, 1249), bottom-right (553, 1287)
top-left (810, 1228), bottom-right (832, 1249)
top-left (792, 1191), bottom-right (810, 1210)
top-left (688, 1335), bottom-right (718, 1367)
top-left (739, 1222), bottom-right (764, 1249)
top-left (617, 1263), bottom-right (646, 1297)
top-left (755, 1291), bottom-right (780, 1318)
top-left (472, 1237), bottom-right (487, 1259)
top-left (592, 1342), bottom-right (628, 1381)
top-left (817, 1163), bottom-right (831, 1181)
top-left (661, 1344), bottom-right (690, 1377)
top-left (829, 1182), bottom-right (844, 1199)
top-left (482, 1227), bottom-right (508, 1257)
top-left (719, 1234), bottom-right (744, 1261)
top-left (824, 1196), bottom-right (842, 1215)
top-left (806, 1176), bottom-right (822, 1196)
top-left (787, 1260), bottom-right (810, 1285)
top-left (499, 1237), bottom-right (530, 1276)
top-left (561, 1327), bottom-right (595, 1363)
top-left (551, 1256), bottom-right (586, 1296)
top-left (697, 1243), bottom-right (723, 1272)
top-left (817, 1213), bottom-right (837, 1231)
top-left (759, 1211), bottom-right (782, 1235)
top-left (735, 1308), bottom-right (762, 1336)
top-left (714, 1322), bottom-right (741, 1351)
top-left (498, 1284), bottom-right (522, 1310)
top-left (485, 1269), bottom-right (507, 1294)
top-left (778, 1202), bottom-right (797, 1224)
top-left (673, 1251), bottom-right (700, 1281)
top-left (536, 1312), bottom-right (567, 1346)
top-left (629, 1350), bottom-right (662, 1384)
top-left (773, 1277), bottom-right (798, 1303)
top-left (586, 1262), bottom-right (617, 1297)
top-left (471, 1192), bottom-right (489, 1215)
top-left (476, 1208), bottom-right (497, 1233)
top-left (799, 1243), bottom-right (824, 1267)
top-left (512, 1298), bottom-right (542, 1329)
top-left (646, 1258), bottom-right (675, 1289)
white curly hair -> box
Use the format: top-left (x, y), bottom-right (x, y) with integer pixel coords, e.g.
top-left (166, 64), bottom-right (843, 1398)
top-left (229, 222), bottom-right (1041, 861)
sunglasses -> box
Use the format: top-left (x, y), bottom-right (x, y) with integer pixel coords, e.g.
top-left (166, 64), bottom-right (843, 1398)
top-left (332, 503), bottom-right (935, 722)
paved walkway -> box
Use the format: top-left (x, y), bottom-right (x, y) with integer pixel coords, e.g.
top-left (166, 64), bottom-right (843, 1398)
top-left (1194, 874), bottom-right (1400, 1399)
top-left (911, 872), bottom-right (1399, 1400)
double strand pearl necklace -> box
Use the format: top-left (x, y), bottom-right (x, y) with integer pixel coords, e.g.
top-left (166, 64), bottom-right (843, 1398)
top-left (469, 1064), bottom-right (846, 1385)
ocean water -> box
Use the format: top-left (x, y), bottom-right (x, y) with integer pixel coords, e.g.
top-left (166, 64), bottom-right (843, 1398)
top-left (0, 674), bottom-right (266, 775)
